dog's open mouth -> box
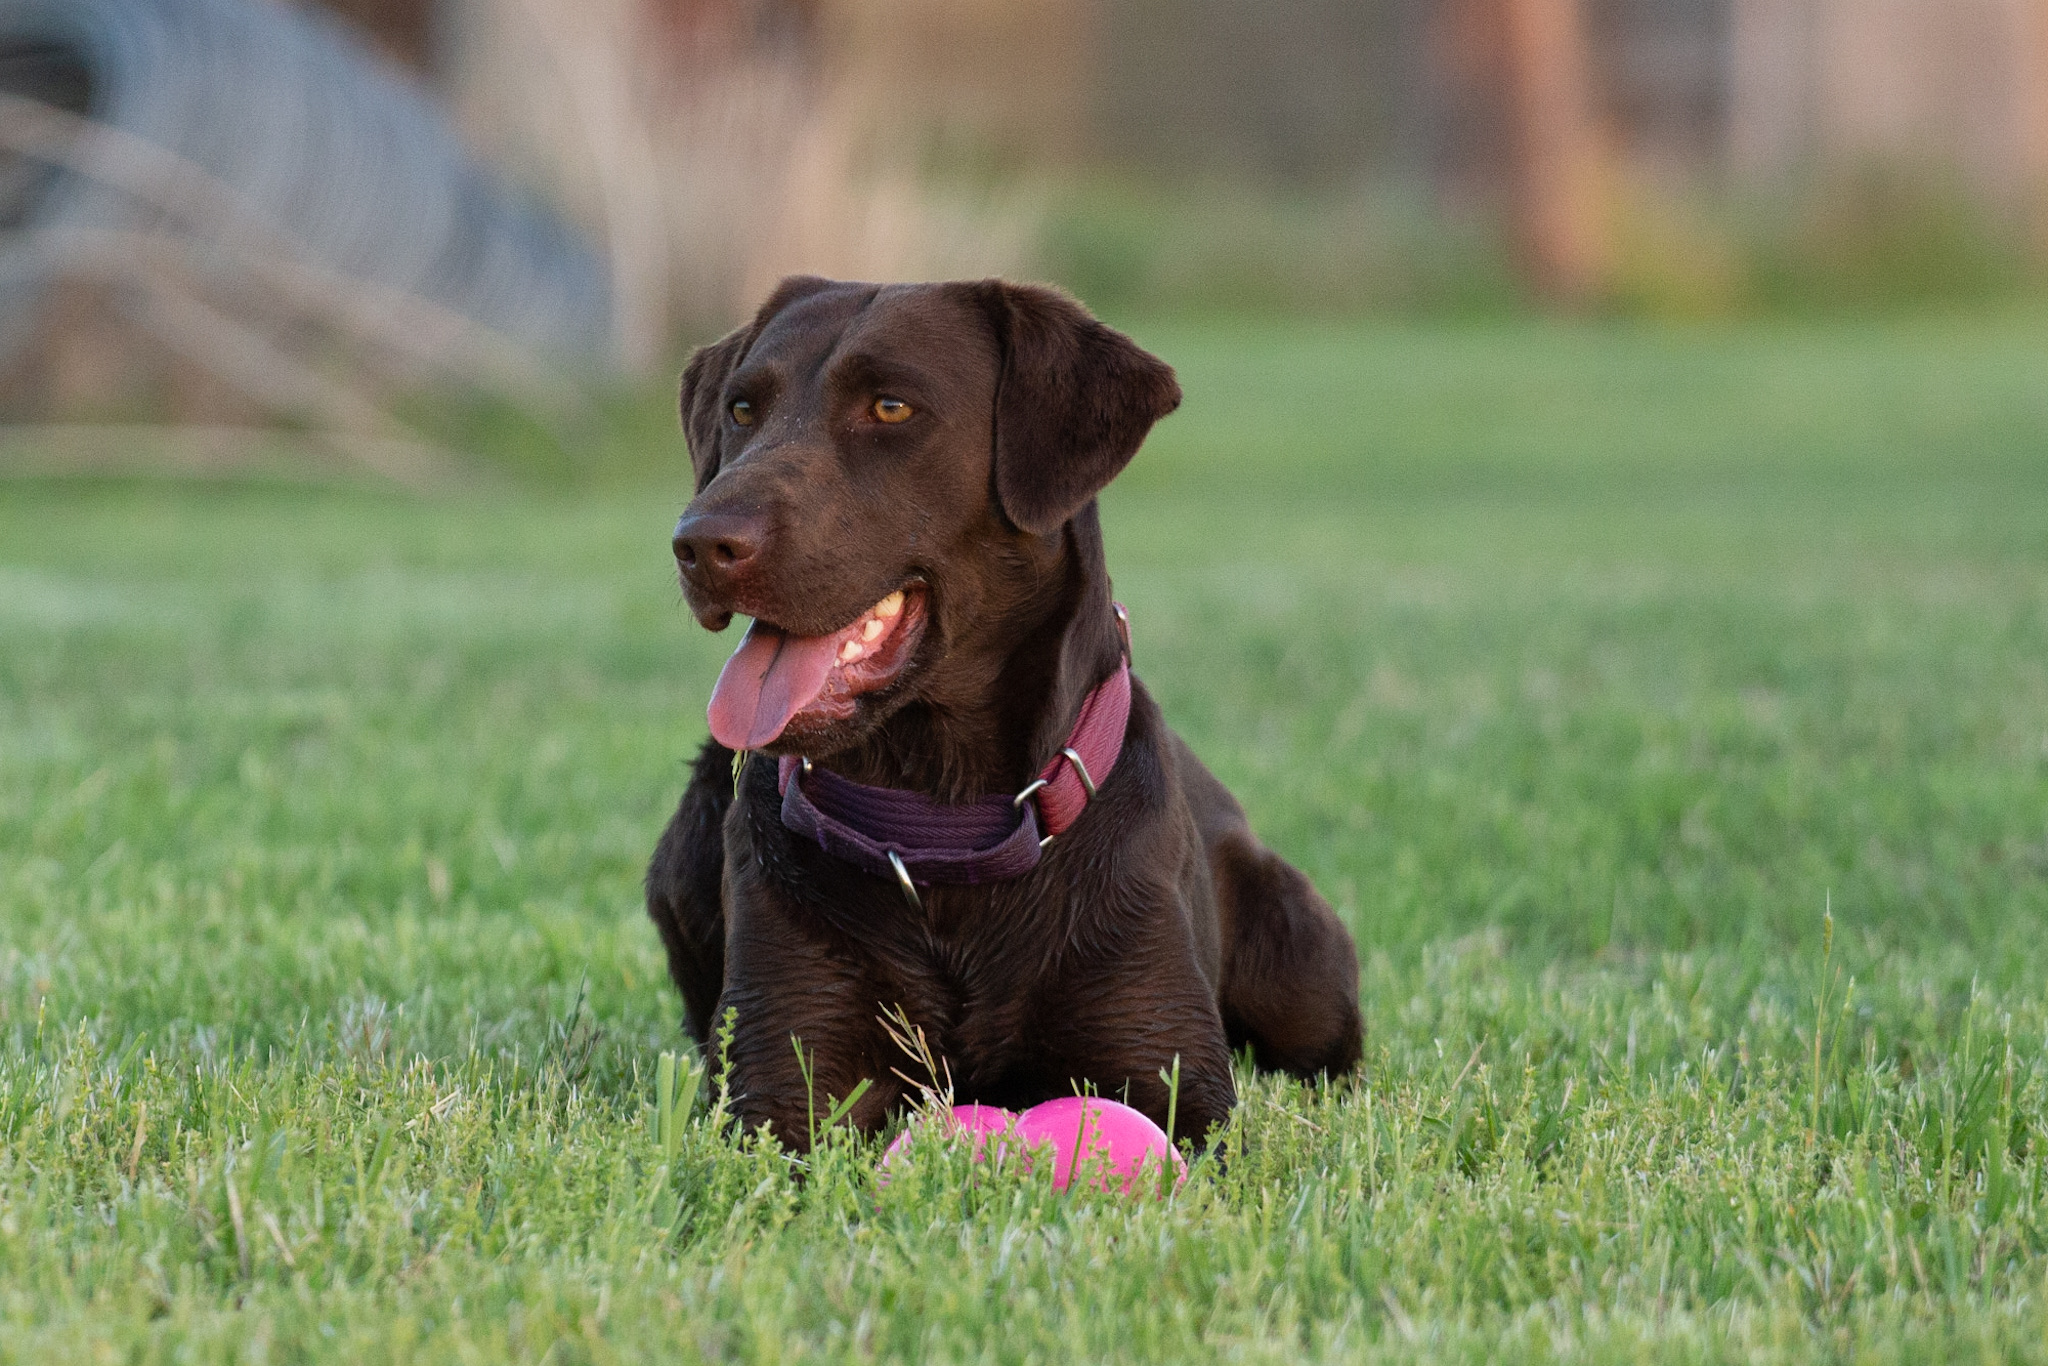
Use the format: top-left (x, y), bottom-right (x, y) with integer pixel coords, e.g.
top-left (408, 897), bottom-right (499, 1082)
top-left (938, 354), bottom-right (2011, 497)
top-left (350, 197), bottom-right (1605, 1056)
top-left (706, 585), bottom-right (928, 750)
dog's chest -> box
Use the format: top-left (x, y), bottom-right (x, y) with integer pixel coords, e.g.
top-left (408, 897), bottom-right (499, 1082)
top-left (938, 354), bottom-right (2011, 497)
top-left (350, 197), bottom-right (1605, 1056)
top-left (852, 883), bottom-right (1073, 1063)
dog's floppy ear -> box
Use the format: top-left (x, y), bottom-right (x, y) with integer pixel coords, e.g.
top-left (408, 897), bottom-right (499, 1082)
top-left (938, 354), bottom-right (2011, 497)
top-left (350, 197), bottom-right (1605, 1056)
top-left (963, 280), bottom-right (1181, 536)
top-left (678, 324), bottom-right (751, 494)
top-left (678, 275), bottom-right (835, 492)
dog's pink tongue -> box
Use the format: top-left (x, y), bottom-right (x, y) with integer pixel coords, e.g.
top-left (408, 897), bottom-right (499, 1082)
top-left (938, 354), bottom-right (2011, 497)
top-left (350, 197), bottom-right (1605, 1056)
top-left (707, 621), bottom-right (841, 750)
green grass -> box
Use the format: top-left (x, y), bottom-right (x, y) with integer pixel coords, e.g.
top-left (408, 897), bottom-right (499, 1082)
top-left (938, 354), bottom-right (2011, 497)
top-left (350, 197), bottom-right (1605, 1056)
top-left (4, 316), bottom-right (2048, 1362)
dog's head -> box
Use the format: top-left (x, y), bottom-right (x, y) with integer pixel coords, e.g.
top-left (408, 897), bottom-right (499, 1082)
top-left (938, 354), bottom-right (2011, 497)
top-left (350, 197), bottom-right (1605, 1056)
top-left (670, 277), bottom-right (1180, 757)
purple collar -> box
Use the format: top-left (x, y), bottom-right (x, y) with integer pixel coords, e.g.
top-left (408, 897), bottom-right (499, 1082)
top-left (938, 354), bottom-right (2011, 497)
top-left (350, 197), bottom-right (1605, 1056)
top-left (773, 611), bottom-right (1134, 909)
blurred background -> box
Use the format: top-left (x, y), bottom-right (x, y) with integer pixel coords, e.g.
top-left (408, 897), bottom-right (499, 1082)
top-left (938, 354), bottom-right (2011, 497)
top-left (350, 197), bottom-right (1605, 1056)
top-left (2, 0), bottom-right (2047, 476)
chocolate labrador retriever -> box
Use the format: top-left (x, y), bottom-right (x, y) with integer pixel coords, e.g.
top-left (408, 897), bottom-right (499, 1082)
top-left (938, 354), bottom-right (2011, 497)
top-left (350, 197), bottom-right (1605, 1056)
top-left (645, 276), bottom-right (1362, 1150)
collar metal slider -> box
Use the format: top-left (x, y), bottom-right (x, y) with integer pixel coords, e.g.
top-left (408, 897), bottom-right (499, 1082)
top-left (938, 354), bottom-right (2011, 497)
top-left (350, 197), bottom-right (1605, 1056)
top-left (1057, 746), bottom-right (1097, 798)
top-left (886, 850), bottom-right (922, 913)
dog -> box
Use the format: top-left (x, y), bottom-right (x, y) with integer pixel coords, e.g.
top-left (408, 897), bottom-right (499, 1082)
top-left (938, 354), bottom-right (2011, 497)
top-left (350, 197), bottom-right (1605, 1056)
top-left (645, 277), bottom-right (1362, 1150)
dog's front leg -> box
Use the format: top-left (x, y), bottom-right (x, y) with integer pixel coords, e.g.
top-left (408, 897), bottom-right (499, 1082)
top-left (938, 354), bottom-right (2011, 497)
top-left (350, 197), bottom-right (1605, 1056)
top-left (1032, 893), bottom-right (1240, 1149)
top-left (716, 884), bottom-right (902, 1151)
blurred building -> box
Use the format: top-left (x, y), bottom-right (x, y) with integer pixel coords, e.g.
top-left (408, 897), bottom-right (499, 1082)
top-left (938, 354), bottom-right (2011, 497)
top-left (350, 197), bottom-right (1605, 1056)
top-left (4, 0), bottom-right (2046, 437)
top-left (1098, 0), bottom-right (2047, 193)
top-left (324, 0), bottom-right (2048, 297)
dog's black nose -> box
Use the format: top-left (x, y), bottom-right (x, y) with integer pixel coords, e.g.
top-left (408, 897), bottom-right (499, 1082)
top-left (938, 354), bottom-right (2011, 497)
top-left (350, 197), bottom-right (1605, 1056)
top-left (672, 511), bottom-right (763, 588)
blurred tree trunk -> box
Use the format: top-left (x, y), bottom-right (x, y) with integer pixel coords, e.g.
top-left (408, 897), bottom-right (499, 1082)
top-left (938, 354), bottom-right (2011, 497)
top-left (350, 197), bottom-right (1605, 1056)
top-left (2000, 0), bottom-right (2048, 248)
top-left (1493, 0), bottom-right (1610, 305)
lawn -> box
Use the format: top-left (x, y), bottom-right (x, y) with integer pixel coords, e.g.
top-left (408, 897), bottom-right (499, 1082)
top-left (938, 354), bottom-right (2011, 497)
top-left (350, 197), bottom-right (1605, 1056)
top-left (2, 316), bottom-right (2047, 1362)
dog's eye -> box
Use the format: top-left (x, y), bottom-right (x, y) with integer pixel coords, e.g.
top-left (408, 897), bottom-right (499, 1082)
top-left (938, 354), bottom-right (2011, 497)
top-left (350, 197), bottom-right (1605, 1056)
top-left (729, 400), bottom-right (755, 426)
top-left (871, 397), bottom-right (913, 424)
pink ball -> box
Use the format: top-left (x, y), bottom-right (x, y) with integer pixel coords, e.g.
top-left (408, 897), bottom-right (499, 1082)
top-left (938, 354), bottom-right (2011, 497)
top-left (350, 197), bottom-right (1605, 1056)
top-left (876, 1097), bottom-right (1186, 1196)
top-left (877, 1104), bottom-right (1020, 1184)
top-left (1011, 1096), bottom-right (1185, 1195)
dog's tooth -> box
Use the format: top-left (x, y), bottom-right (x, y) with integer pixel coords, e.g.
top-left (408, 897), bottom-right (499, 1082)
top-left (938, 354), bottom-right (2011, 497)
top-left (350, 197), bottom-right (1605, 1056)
top-left (861, 618), bottom-right (885, 642)
top-left (838, 639), bottom-right (862, 663)
top-left (876, 590), bottom-right (904, 618)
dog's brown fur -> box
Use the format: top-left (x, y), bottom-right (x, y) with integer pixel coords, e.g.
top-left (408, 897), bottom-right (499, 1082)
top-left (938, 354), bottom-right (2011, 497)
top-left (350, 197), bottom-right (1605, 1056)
top-left (645, 277), bottom-right (1362, 1149)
